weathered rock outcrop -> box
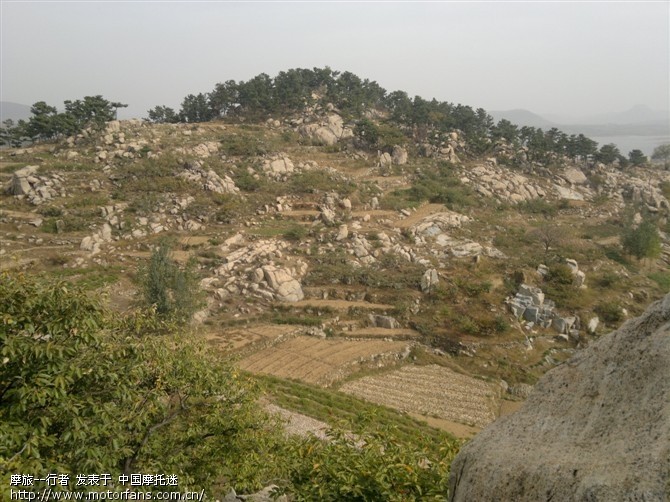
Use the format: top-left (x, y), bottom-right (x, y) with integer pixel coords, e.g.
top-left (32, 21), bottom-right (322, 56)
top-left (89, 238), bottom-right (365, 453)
top-left (449, 293), bottom-right (670, 502)
top-left (7, 166), bottom-right (66, 205)
top-left (299, 113), bottom-right (353, 146)
top-left (179, 161), bottom-right (239, 195)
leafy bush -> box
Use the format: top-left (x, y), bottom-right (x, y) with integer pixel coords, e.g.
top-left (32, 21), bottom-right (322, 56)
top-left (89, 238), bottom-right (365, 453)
top-left (220, 133), bottom-right (268, 156)
top-left (279, 417), bottom-right (458, 501)
top-left (138, 240), bottom-right (204, 324)
top-left (545, 263), bottom-right (574, 287)
top-left (405, 165), bottom-right (473, 208)
top-left (595, 301), bottom-right (624, 323)
top-left (0, 273), bottom-right (278, 497)
top-left (289, 170), bottom-right (356, 196)
top-left (648, 272), bottom-right (670, 291)
top-left (622, 220), bottom-right (661, 261)
top-left (519, 198), bottom-right (558, 217)
top-left (283, 225), bottom-right (307, 242)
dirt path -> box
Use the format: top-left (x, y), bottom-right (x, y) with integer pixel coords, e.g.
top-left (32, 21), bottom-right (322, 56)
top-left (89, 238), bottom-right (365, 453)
top-left (291, 299), bottom-right (394, 310)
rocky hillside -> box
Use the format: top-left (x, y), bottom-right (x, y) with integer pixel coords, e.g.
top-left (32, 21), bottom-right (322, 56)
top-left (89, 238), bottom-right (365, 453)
top-left (1, 101), bottom-right (669, 436)
top-left (449, 293), bottom-right (670, 501)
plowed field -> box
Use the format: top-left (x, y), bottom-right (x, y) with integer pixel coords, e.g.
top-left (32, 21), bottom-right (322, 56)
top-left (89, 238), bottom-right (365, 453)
top-left (339, 364), bottom-right (498, 428)
top-left (238, 336), bottom-right (409, 386)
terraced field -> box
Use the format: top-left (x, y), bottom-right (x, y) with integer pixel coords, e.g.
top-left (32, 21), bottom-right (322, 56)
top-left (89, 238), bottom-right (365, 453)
top-left (205, 324), bottom-right (299, 353)
top-left (338, 327), bottom-right (422, 339)
top-left (238, 335), bottom-right (409, 386)
top-left (339, 364), bottom-right (498, 428)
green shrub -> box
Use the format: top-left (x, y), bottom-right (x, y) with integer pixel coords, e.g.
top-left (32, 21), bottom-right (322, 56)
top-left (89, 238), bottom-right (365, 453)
top-left (220, 133), bottom-right (268, 156)
top-left (545, 263), bottom-right (574, 287)
top-left (622, 220), bottom-right (661, 261)
top-left (595, 301), bottom-right (624, 323)
top-left (648, 272), bottom-right (670, 291)
top-left (283, 225), bottom-right (307, 242)
top-left (138, 240), bottom-right (204, 324)
top-left (37, 206), bottom-right (63, 217)
top-left (0, 273), bottom-right (283, 497)
top-left (279, 418), bottom-right (458, 501)
top-left (519, 198), bottom-right (558, 217)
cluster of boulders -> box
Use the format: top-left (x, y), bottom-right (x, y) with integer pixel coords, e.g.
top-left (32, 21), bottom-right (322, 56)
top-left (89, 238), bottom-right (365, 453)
top-left (409, 212), bottom-right (506, 259)
top-left (6, 166), bottom-right (66, 205)
top-left (178, 160), bottom-right (239, 195)
top-left (460, 164), bottom-right (547, 204)
top-left (592, 164), bottom-right (670, 212)
top-left (419, 131), bottom-right (464, 164)
top-left (261, 154), bottom-right (295, 180)
top-left (316, 192), bottom-right (353, 226)
top-left (201, 235), bottom-right (307, 303)
top-left (68, 120), bottom-right (155, 163)
top-left (297, 112), bottom-right (353, 146)
top-left (549, 166), bottom-right (593, 201)
top-left (378, 145), bottom-right (408, 167)
top-left (80, 223), bottom-right (113, 255)
top-left (507, 282), bottom-right (596, 339)
top-left (347, 231), bottom-right (428, 266)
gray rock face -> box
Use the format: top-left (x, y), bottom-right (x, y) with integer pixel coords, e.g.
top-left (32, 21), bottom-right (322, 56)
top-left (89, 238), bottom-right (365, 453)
top-left (391, 145), bottom-right (408, 165)
top-left (449, 294), bottom-right (670, 502)
top-left (420, 268), bottom-right (439, 293)
top-left (368, 314), bottom-right (399, 329)
top-left (261, 265), bottom-right (304, 302)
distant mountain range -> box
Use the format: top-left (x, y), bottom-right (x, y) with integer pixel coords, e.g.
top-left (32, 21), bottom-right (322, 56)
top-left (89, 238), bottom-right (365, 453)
top-left (1, 101), bottom-right (32, 123)
top-left (490, 105), bottom-right (669, 137)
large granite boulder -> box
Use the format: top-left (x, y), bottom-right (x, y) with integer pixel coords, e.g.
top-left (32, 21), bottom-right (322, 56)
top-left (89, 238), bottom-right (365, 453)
top-left (449, 293), bottom-right (670, 501)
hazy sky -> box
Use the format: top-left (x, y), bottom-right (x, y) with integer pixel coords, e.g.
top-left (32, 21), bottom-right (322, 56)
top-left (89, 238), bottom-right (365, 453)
top-left (2, 1), bottom-right (669, 120)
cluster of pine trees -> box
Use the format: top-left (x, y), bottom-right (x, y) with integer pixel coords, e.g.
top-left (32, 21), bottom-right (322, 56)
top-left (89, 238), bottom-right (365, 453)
top-left (147, 67), bottom-right (646, 165)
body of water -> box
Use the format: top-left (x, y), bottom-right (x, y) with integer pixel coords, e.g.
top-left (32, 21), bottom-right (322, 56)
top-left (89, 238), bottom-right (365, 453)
top-left (590, 135), bottom-right (670, 157)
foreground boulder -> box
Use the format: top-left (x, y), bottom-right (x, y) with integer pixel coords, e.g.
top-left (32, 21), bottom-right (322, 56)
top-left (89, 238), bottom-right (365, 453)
top-left (449, 293), bottom-right (670, 501)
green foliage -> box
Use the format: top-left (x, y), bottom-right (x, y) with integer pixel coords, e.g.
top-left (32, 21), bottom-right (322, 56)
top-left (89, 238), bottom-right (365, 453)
top-left (147, 66), bottom-right (603, 164)
top-left (220, 133), bottom-right (268, 156)
top-left (0, 274), bottom-right (278, 497)
top-left (179, 93), bottom-right (213, 123)
top-left (288, 170), bottom-right (356, 195)
top-left (12, 96), bottom-right (124, 143)
top-left (280, 417), bottom-right (458, 501)
top-left (594, 301), bottom-right (624, 323)
top-left (354, 118), bottom-right (379, 147)
top-left (147, 105), bottom-right (179, 124)
top-left (394, 162), bottom-right (473, 209)
top-left (651, 143), bottom-right (670, 169)
top-left (596, 143), bottom-right (621, 165)
top-left (519, 198), bottom-right (558, 217)
top-left (628, 149), bottom-right (647, 166)
top-left (542, 263), bottom-right (582, 309)
top-left (622, 220), bottom-right (661, 261)
top-left (1, 119), bottom-right (30, 147)
top-left (139, 241), bottom-right (204, 324)
top-left (545, 263), bottom-right (575, 286)
top-left (648, 272), bottom-right (670, 291)
top-left (283, 225), bottom-right (308, 242)
top-left (64, 96), bottom-right (126, 130)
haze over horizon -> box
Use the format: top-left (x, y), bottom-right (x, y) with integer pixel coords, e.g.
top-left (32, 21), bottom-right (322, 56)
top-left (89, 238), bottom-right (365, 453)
top-left (2, 2), bottom-right (669, 121)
